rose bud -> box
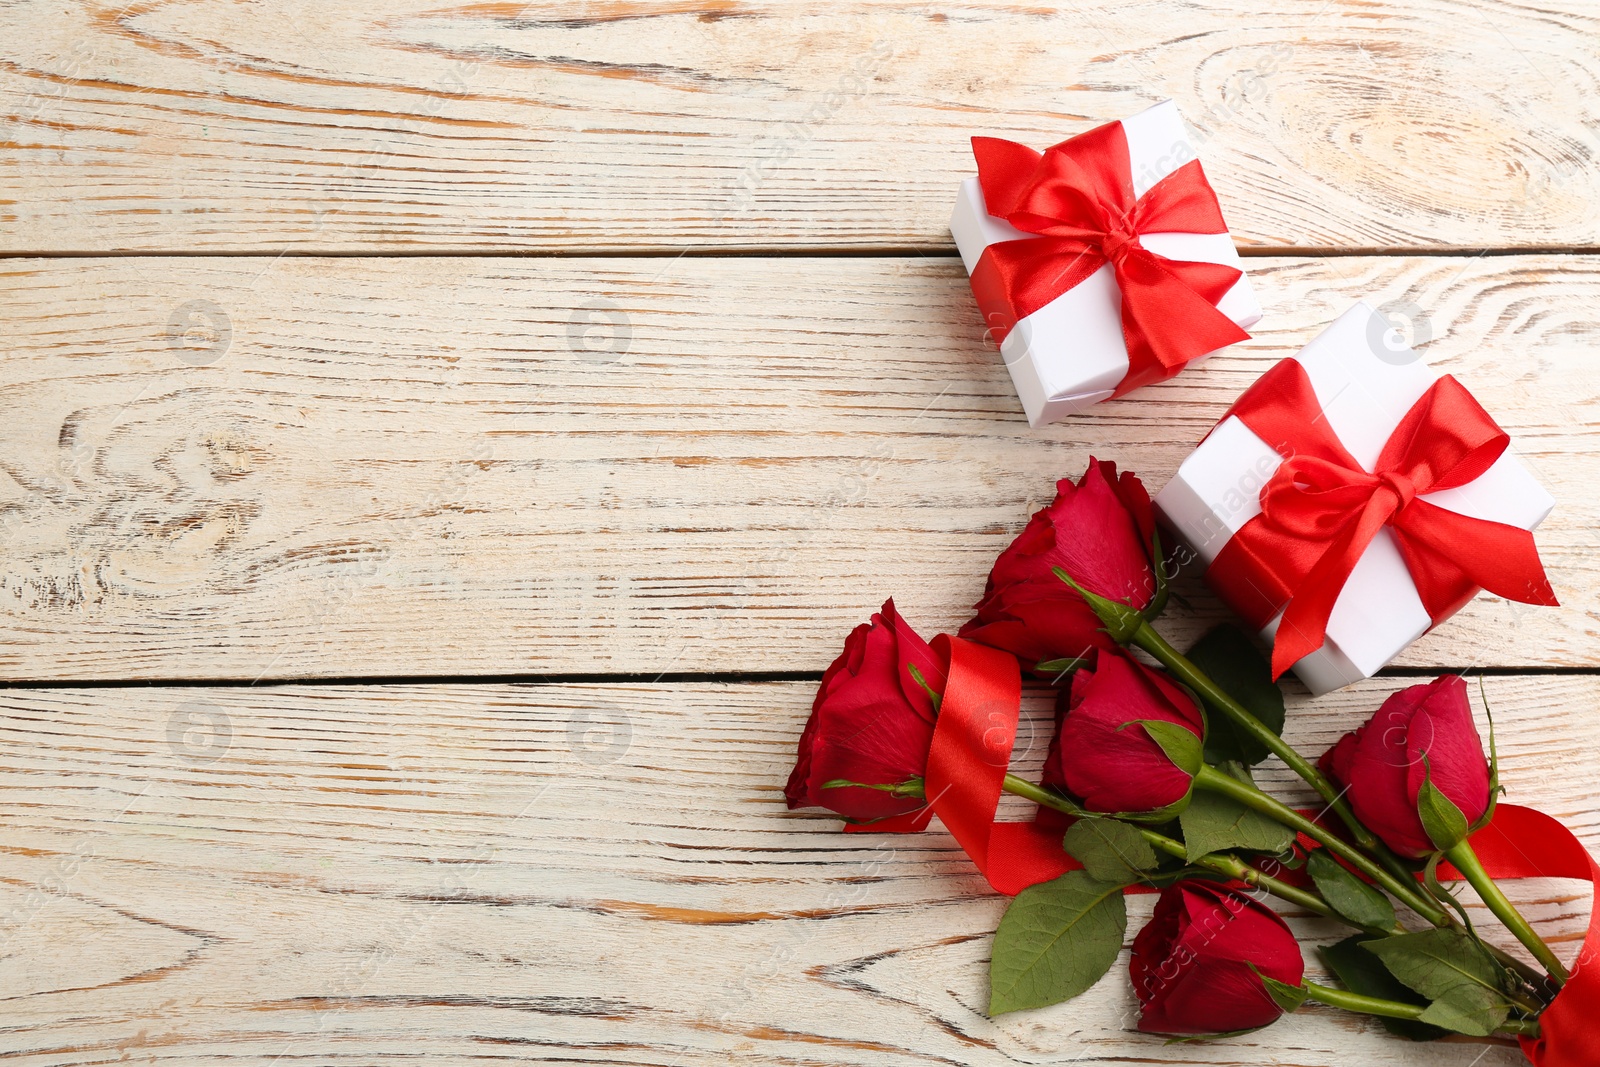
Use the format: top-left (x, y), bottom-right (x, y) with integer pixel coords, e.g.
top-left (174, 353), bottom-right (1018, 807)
top-left (1130, 880), bottom-right (1306, 1035)
top-left (1043, 650), bottom-right (1204, 819)
top-left (784, 599), bottom-right (944, 822)
top-left (1318, 675), bottom-right (1491, 858)
top-left (959, 459), bottom-right (1159, 673)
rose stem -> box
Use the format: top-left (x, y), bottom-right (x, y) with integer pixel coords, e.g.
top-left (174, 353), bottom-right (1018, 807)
top-left (1299, 981), bottom-right (1540, 1039)
top-left (1445, 840), bottom-right (1569, 986)
top-left (1143, 830), bottom-right (1365, 927)
top-left (1001, 774), bottom-right (1550, 1002)
top-left (1130, 622), bottom-right (1443, 902)
top-left (999, 774), bottom-right (1373, 931)
top-left (1001, 775), bottom-right (1549, 1006)
top-left (1190, 765), bottom-right (1450, 927)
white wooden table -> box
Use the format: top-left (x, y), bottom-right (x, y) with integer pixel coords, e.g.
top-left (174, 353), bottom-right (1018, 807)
top-left (3, 2), bottom-right (1598, 1063)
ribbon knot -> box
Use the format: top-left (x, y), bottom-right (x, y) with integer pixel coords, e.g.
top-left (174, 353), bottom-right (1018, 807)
top-left (1098, 224), bottom-right (1142, 264)
top-left (1207, 359), bottom-right (1557, 679)
top-left (1377, 470), bottom-right (1418, 512)
top-left (965, 121), bottom-right (1252, 397)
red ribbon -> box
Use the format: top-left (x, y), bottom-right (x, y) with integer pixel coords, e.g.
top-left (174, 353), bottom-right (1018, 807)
top-left (1447, 805), bottom-right (1600, 1066)
top-left (1205, 358), bottom-right (1556, 679)
top-left (967, 121), bottom-right (1250, 398)
top-left (845, 635), bottom-right (1077, 894)
top-left (848, 637), bottom-right (1597, 1062)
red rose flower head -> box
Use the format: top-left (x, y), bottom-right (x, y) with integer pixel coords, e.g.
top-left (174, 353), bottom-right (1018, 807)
top-left (785, 599), bottom-right (945, 822)
top-left (959, 459), bottom-right (1159, 673)
top-left (1043, 650), bottom-right (1204, 819)
top-left (1131, 880), bottom-right (1306, 1035)
top-left (1319, 675), bottom-right (1491, 858)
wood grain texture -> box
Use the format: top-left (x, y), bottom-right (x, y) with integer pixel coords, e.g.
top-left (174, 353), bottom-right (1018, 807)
top-left (2, 252), bottom-right (1598, 681)
top-left (3, 0), bottom-right (1599, 253)
top-left (0, 675), bottom-right (1589, 1066)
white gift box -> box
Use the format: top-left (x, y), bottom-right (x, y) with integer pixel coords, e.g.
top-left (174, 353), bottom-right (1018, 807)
top-left (949, 100), bottom-right (1262, 427)
top-left (1154, 301), bottom-right (1555, 695)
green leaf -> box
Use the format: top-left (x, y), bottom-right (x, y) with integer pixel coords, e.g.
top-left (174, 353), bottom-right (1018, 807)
top-left (1256, 969), bottom-right (1309, 1014)
top-left (989, 870), bottom-right (1129, 1015)
top-left (1363, 928), bottom-right (1513, 1037)
top-left (1320, 936), bottom-right (1450, 1042)
top-left (1138, 719), bottom-right (1205, 778)
top-left (1416, 760), bottom-right (1470, 853)
top-left (1185, 625), bottom-right (1286, 766)
top-left (1063, 818), bottom-right (1159, 883)
top-left (1178, 776), bottom-right (1295, 862)
top-left (1306, 849), bottom-right (1396, 931)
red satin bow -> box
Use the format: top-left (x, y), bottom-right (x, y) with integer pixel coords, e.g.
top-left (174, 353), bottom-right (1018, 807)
top-left (1206, 359), bottom-right (1556, 679)
top-left (967, 120), bottom-right (1250, 397)
top-left (849, 637), bottom-right (1598, 1064)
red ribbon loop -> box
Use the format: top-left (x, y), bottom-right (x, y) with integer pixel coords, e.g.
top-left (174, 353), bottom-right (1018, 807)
top-left (843, 635), bottom-right (1074, 894)
top-left (966, 121), bottom-right (1249, 397)
top-left (1207, 359), bottom-right (1557, 678)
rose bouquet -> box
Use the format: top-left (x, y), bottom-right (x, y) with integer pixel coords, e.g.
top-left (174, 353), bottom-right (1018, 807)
top-left (786, 461), bottom-right (1597, 1063)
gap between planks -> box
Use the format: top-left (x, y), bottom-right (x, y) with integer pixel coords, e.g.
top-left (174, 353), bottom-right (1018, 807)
top-left (8, 246), bottom-right (1600, 260)
top-left (4, 665), bottom-right (1600, 691)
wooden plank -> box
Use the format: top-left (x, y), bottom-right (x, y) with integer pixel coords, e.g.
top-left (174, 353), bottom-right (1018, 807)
top-left (0, 675), bottom-right (1588, 1065)
top-left (3, 0), bottom-right (1598, 253)
top-left (2, 252), bottom-right (1598, 681)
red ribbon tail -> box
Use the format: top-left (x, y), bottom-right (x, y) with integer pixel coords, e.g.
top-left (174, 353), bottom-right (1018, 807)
top-left (1396, 499), bottom-right (1560, 613)
top-left (921, 635), bottom-right (1019, 887)
top-left (1268, 496), bottom-right (1394, 679)
top-left (854, 636), bottom-right (1074, 895)
top-left (1114, 252), bottom-right (1249, 396)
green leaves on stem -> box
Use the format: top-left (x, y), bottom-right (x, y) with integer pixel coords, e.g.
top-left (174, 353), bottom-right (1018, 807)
top-left (1444, 839), bottom-right (1570, 985)
top-left (1362, 928), bottom-right (1515, 1037)
top-left (1320, 936), bottom-right (1450, 1041)
top-left (1130, 620), bottom-right (1409, 881)
top-left (989, 869), bottom-right (1129, 1015)
top-left (1185, 625), bottom-right (1287, 767)
top-left (1061, 818), bottom-right (1159, 883)
top-left (1033, 566), bottom-right (1564, 1038)
top-left (1306, 850), bottom-right (1398, 933)
top-left (1178, 766), bottom-right (1294, 863)
top-left (1189, 764), bottom-right (1449, 928)
top-left (1273, 935), bottom-right (1541, 1042)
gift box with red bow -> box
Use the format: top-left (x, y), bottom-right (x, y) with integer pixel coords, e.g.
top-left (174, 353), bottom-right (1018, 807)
top-left (1154, 301), bottom-right (1558, 695)
top-left (950, 100), bottom-right (1262, 427)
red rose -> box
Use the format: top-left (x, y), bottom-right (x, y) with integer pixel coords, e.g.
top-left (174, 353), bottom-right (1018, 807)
top-left (785, 599), bottom-right (945, 821)
top-left (1319, 675), bottom-right (1491, 858)
top-left (959, 460), bottom-right (1158, 672)
top-left (1131, 880), bottom-right (1305, 1035)
top-left (1044, 650), bottom-right (1203, 817)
